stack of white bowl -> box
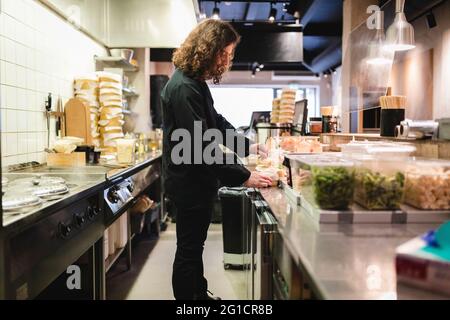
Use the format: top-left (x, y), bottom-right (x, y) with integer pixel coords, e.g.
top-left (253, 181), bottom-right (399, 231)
top-left (96, 71), bottom-right (125, 155)
top-left (74, 75), bottom-right (101, 147)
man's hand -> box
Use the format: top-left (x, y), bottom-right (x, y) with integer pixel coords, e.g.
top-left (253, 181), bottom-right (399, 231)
top-left (244, 172), bottom-right (273, 188)
top-left (249, 143), bottom-right (269, 159)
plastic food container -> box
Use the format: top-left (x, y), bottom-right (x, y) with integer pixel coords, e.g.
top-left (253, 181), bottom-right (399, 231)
top-left (354, 155), bottom-right (405, 210)
top-left (339, 141), bottom-right (416, 160)
top-left (287, 155), bottom-right (355, 209)
top-left (116, 138), bottom-right (136, 164)
top-left (404, 160), bottom-right (450, 210)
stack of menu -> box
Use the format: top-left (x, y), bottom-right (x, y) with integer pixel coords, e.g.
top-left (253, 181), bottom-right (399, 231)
top-left (74, 75), bottom-right (101, 147)
top-left (97, 71), bottom-right (125, 155)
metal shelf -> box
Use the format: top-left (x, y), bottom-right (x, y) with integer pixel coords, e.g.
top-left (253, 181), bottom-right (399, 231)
top-left (95, 56), bottom-right (139, 72)
top-left (122, 87), bottom-right (139, 97)
top-left (105, 246), bottom-right (126, 273)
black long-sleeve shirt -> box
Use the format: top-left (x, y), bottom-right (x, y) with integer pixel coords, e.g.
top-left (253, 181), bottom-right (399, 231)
top-left (161, 69), bottom-right (251, 204)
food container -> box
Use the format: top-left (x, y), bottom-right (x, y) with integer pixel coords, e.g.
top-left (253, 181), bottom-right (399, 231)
top-left (279, 136), bottom-right (322, 153)
top-left (404, 160), bottom-right (450, 210)
top-left (309, 117), bottom-right (322, 134)
top-left (286, 155), bottom-right (355, 209)
top-left (116, 138), bottom-right (136, 164)
top-left (339, 141), bottom-right (416, 160)
top-left (354, 156), bottom-right (406, 210)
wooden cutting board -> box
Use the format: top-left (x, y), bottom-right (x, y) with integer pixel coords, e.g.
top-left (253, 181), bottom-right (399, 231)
top-left (64, 98), bottom-right (93, 146)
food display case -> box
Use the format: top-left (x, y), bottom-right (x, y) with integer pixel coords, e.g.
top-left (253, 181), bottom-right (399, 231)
top-left (284, 155), bottom-right (355, 210)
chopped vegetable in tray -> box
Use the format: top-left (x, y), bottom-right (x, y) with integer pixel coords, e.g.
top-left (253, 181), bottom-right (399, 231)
top-left (312, 166), bottom-right (355, 210)
top-left (355, 170), bottom-right (405, 210)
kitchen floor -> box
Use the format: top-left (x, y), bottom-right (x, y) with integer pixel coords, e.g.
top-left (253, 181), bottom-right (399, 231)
top-left (106, 222), bottom-right (246, 300)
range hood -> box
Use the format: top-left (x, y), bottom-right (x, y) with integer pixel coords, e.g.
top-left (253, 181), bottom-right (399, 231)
top-left (107, 0), bottom-right (198, 48)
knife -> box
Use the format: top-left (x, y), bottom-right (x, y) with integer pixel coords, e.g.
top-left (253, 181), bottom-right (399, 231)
top-left (45, 93), bottom-right (52, 147)
top-left (56, 95), bottom-right (62, 138)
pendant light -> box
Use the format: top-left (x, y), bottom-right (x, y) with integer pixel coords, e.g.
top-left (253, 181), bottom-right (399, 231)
top-left (268, 3), bottom-right (277, 23)
top-left (212, 2), bottom-right (221, 20)
top-left (367, 11), bottom-right (392, 65)
top-left (385, 0), bottom-right (415, 51)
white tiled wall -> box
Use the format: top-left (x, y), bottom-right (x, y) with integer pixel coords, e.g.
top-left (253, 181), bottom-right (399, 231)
top-left (0, 0), bottom-right (107, 167)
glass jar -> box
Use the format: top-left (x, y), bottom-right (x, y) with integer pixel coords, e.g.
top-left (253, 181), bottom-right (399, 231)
top-left (309, 117), bottom-right (323, 134)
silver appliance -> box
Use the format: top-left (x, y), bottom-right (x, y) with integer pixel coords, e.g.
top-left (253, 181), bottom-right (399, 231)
top-left (243, 191), bottom-right (278, 300)
top-left (252, 200), bottom-right (277, 300)
top-left (395, 120), bottom-right (438, 139)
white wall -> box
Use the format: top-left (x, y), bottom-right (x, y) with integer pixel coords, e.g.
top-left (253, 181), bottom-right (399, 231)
top-left (0, 0), bottom-right (107, 167)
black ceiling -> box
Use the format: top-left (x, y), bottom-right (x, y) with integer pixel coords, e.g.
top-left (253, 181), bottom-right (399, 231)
top-left (197, 0), bottom-right (343, 74)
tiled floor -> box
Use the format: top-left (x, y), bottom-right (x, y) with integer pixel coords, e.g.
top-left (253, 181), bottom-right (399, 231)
top-left (106, 222), bottom-right (246, 300)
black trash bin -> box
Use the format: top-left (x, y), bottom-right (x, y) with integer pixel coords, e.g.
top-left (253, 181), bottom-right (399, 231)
top-left (218, 187), bottom-right (249, 270)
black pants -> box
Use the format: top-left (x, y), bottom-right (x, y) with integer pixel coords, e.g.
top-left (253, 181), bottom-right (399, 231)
top-left (172, 200), bottom-right (213, 300)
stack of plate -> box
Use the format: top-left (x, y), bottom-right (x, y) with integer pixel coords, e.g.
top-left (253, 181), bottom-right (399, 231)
top-left (271, 98), bottom-right (281, 124)
top-left (279, 89), bottom-right (296, 124)
top-left (96, 72), bottom-right (125, 155)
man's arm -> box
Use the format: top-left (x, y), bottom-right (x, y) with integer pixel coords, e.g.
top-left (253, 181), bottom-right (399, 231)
top-left (215, 113), bottom-right (251, 158)
top-left (171, 83), bottom-right (251, 187)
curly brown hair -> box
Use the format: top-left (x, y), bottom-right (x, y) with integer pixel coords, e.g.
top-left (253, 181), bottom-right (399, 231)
top-left (173, 19), bottom-right (240, 84)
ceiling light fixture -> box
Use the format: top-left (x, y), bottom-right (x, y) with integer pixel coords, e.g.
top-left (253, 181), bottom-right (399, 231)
top-left (212, 2), bottom-right (221, 20)
top-left (367, 11), bottom-right (392, 65)
top-left (269, 3), bottom-right (277, 23)
top-left (385, 0), bottom-right (416, 51)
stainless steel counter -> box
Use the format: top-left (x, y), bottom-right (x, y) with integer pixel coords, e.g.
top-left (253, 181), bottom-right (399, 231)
top-left (260, 187), bottom-right (449, 300)
top-left (1, 151), bottom-right (162, 231)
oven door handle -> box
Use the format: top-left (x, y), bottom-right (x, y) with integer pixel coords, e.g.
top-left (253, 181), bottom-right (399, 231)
top-left (258, 210), bottom-right (278, 262)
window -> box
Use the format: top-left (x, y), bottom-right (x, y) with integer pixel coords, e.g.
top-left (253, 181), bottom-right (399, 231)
top-left (208, 88), bottom-right (274, 128)
top-left (275, 87), bottom-right (319, 118)
top-left (209, 86), bottom-right (320, 128)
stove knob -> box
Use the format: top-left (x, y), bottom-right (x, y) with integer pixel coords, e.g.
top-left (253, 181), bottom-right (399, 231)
top-left (74, 214), bottom-right (85, 227)
top-left (86, 207), bottom-right (95, 220)
top-left (108, 189), bottom-right (120, 204)
top-left (127, 183), bottom-right (134, 193)
top-left (59, 223), bottom-right (72, 238)
top-left (93, 205), bottom-right (101, 216)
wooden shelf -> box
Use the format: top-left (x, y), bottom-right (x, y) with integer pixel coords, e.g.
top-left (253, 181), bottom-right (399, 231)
top-left (95, 56), bottom-right (139, 72)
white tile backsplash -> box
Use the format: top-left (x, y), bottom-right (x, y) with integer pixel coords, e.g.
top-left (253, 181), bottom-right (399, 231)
top-left (16, 65), bottom-right (26, 88)
top-left (6, 109), bottom-right (16, 132)
top-left (4, 61), bottom-right (16, 86)
top-left (27, 132), bottom-right (36, 152)
top-left (1, 0), bottom-right (107, 166)
top-left (6, 132), bottom-right (17, 156)
top-left (5, 85), bottom-right (16, 108)
top-left (1, 108), bottom-right (6, 131)
top-left (17, 88), bottom-right (27, 110)
top-left (17, 110), bottom-right (27, 132)
top-left (17, 132), bottom-right (27, 154)
top-left (16, 43), bottom-right (27, 67)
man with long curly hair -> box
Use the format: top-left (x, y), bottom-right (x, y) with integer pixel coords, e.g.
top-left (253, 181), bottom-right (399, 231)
top-left (161, 19), bottom-right (272, 300)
